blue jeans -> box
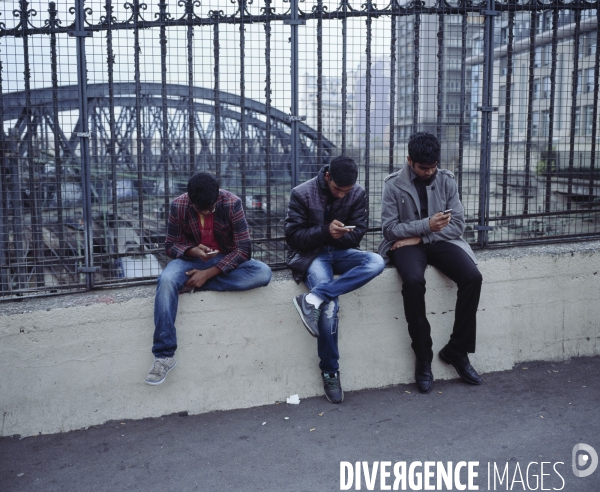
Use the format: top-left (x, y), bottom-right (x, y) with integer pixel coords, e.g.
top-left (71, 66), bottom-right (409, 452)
top-left (304, 247), bottom-right (385, 373)
top-left (152, 255), bottom-right (272, 358)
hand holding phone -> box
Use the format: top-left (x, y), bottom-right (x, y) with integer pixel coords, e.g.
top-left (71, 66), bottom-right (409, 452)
top-left (430, 210), bottom-right (452, 232)
top-left (330, 220), bottom-right (354, 239)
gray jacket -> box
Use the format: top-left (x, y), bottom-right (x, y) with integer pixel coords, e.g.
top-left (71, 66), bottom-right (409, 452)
top-left (377, 163), bottom-right (476, 263)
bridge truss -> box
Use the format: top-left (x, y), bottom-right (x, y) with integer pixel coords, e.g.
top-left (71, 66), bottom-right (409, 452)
top-left (0, 82), bottom-right (335, 296)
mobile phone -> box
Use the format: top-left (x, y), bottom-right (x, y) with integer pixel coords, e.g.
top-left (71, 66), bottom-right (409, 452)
top-left (442, 209), bottom-right (452, 215)
top-left (206, 250), bottom-right (218, 255)
top-left (343, 225), bottom-right (356, 230)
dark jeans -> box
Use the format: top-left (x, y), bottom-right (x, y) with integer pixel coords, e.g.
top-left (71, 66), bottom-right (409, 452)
top-left (388, 241), bottom-right (482, 360)
top-left (304, 246), bottom-right (385, 373)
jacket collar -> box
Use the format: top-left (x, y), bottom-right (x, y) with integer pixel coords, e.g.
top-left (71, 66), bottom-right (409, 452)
top-left (406, 163), bottom-right (439, 185)
top-left (317, 165), bottom-right (336, 201)
top-left (317, 165), bottom-right (329, 192)
top-left (397, 163), bottom-right (438, 189)
top-left (394, 164), bottom-right (423, 210)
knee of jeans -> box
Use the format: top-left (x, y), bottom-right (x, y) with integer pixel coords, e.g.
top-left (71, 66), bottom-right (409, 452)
top-left (366, 253), bottom-right (385, 274)
top-left (321, 299), bottom-right (339, 319)
top-left (257, 264), bottom-right (272, 286)
top-left (156, 270), bottom-right (180, 293)
top-left (319, 306), bottom-right (339, 336)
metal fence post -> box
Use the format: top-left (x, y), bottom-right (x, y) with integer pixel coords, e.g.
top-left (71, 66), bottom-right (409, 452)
top-left (476, 0), bottom-right (498, 247)
top-left (69, 0), bottom-right (96, 289)
top-left (287, 0), bottom-right (304, 188)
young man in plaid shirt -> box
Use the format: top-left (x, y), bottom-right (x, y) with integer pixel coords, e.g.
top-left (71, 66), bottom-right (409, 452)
top-left (145, 172), bottom-right (272, 385)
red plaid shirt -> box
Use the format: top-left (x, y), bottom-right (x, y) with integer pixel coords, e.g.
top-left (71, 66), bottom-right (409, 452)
top-left (165, 190), bottom-right (251, 274)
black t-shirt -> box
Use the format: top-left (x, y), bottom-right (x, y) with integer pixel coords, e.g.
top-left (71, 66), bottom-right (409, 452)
top-left (413, 176), bottom-right (429, 218)
top-left (409, 165), bottom-right (435, 218)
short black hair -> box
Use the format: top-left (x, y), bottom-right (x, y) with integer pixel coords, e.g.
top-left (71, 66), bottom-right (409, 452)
top-left (407, 132), bottom-right (441, 165)
top-left (328, 155), bottom-right (358, 187)
top-left (187, 172), bottom-right (220, 210)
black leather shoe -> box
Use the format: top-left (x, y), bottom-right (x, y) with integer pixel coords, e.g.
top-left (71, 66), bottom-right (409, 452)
top-left (415, 357), bottom-right (434, 394)
top-left (439, 345), bottom-right (482, 385)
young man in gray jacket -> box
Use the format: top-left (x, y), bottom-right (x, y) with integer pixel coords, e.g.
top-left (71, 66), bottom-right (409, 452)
top-left (378, 132), bottom-right (483, 394)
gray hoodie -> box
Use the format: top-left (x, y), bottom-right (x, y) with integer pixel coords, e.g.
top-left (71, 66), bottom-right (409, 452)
top-left (378, 163), bottom-right (476, 264)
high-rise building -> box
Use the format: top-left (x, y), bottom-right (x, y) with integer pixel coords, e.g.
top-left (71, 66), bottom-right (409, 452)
top-left (395, 5), bottom-right (476, 145)
top-left (300, 73), bottom-right (354, 149)
top-left (468, 9), bottom-right (598, 147)
top-left (352, 59), bottom-right (391, 149)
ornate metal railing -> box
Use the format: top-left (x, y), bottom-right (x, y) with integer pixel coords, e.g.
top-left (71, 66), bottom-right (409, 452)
top-left (1, 0), bottom-right (599, 299)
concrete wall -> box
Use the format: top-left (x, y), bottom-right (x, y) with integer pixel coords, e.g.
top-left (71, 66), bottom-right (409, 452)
top-left (1, 242), bottom-right (599, 437)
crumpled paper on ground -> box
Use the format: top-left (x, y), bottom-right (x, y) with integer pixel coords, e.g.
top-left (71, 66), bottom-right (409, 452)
top-left (286, 394), bottom-right (300, 404)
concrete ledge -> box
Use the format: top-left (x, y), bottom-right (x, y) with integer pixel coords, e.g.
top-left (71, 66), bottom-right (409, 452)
top-left (1, 241), bottom-right (599, 437)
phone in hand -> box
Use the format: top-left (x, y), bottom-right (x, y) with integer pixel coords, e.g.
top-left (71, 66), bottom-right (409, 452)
top-left (343, 225), bottom-right (356, 230)
top-left (442, 209), bottom-right (453, 215)
top-left (206, 250), bottom-right (218, 255)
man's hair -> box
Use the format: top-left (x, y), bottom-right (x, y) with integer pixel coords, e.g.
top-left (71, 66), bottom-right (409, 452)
top-left (407, 132), bottom-right (441, 165)
top-left (328, 155), bottom-right (358, 187)
top-left (187, 172), bottom-right (220, 209)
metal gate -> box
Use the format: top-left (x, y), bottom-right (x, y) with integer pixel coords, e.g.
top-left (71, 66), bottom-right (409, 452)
top-left (1, 0), bottom-right (599, 299)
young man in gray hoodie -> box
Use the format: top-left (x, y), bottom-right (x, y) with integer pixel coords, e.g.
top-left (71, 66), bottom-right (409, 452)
top-left (378, 132), bottom-right (483, 394)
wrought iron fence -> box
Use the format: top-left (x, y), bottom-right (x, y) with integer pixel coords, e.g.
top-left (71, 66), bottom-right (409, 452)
top-left (1, 0), bottom-right (599, 300)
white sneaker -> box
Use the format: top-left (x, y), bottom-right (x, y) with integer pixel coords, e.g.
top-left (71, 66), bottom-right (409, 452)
top-left (144, 357), bottom-right (177, 385)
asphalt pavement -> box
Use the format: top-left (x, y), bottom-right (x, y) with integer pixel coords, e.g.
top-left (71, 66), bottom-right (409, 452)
top-left (1, 356), bottom-right (599, 492)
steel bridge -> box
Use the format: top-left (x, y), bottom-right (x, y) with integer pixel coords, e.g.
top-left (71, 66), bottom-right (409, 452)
top-left (0, 81), bottom-right (335, 296)
top-left (2, 82), bottom-right (335, 184)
